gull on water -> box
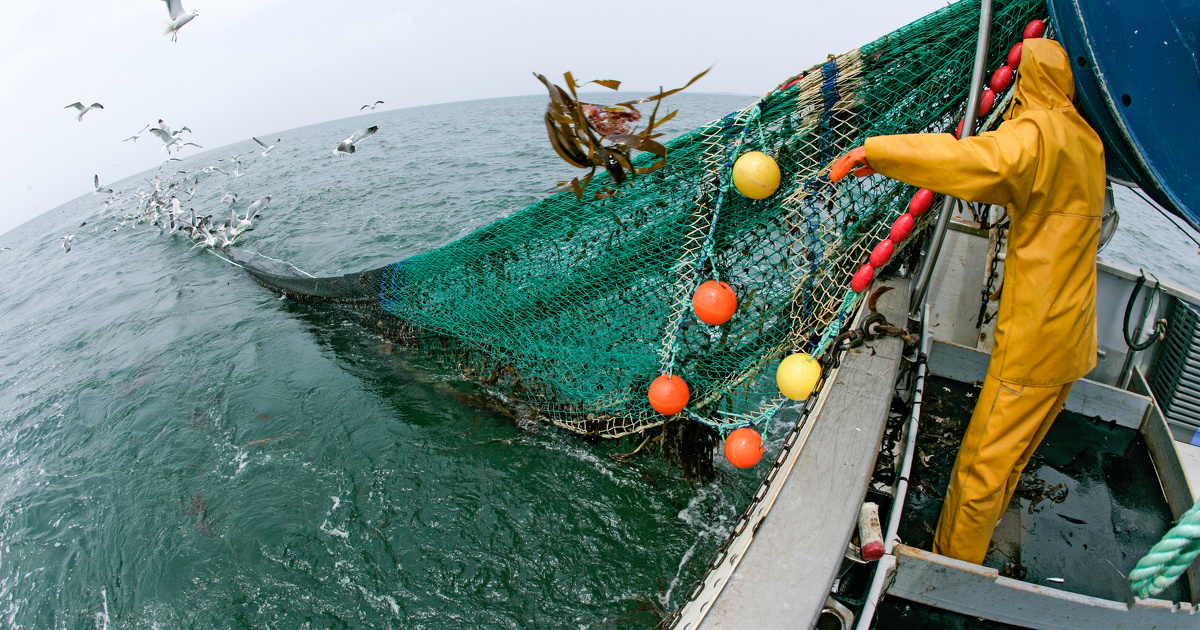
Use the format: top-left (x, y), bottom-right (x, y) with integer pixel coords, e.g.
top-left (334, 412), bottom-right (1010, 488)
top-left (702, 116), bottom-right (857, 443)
top-left (360, 101), bottom-right (384, 110)
top-left (221, 193), bottom-right (238, 204)
top-left (93, 175), bottom-right (113, 195)
top-left (65, 102), bottom-right (103, 121)
top-left (333, 126), bottom-right (379, 156)
top-left (252, 137), bottom-right (280, 157)
top-left (161, 0), bottom-right (199, 42)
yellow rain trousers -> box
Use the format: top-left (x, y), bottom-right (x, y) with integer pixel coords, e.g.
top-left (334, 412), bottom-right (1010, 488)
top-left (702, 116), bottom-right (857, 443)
top-left (863, 39), bottom-right (1105, 563)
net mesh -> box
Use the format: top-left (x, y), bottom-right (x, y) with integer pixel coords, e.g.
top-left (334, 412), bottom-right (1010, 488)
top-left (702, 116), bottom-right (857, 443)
top-left (365, 0), bottom-right (1042, 438)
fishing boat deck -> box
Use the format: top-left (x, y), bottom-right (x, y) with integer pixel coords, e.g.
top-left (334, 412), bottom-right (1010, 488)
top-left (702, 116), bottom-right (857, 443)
top-left (872, 341), bottom-right (1200, 629)
top-left (892, 374), bottom-right (1187, 603)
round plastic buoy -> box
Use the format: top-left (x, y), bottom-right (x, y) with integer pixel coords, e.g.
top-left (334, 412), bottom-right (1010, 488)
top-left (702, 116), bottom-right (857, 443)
top-left (724, 427), bottom-right (765, 468)
top-left (978, 88), bottom-right (996, 117)
top-left (869, 239), bottom-right (894, 269)
top-left (890, 213), bottom-right (915, 243)
top-left (777, 353), bottom-right (821, 400)
top-left (648, 374), bottom-right (689, 415)
top-left (908, 188), bottom-right (934, 218)
top-left (692, 281), bottom-right (738, 325)
top-left (989, 66), bottom-right (1014, 93)
top-left (956, 117), bottom-right (968, 139)
top-left (1023, 19), bottom-right (1046, 39)
top-left (1007, 42), bottom-right (1023, 70)
top-left (732, 151), bottom-right (781, 199)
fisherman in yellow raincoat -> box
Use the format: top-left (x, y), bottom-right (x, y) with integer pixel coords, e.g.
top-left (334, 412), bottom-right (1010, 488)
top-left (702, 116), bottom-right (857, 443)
top-left (831, 38), bottom-right (1105, 564)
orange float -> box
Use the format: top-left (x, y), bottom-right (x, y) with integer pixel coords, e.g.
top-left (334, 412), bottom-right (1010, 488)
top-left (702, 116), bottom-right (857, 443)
top-left (692, 281), bottom-right (738, 325)
top-left (724, 427), bottom-right (765, 468)
top-left (648, 374), bottom-right (689, 415)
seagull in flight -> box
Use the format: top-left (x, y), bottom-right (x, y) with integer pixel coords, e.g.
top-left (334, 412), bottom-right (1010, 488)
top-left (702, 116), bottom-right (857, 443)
top-left (252, 137), bottom-right (280, 157)
top-left (245, 195), bottom-right (271, 219)
top-left (65, 102), bottom-right (103, 121)
top-left (61, 222), bottom-right (86, 253)
top-left (333, 126), bottom-right (378, 156)
top-left (123, 124), bottom-right (151, 142)
top-left (93, 175), bottom-right (113, 195)
top-left (162, 0), bottom-right (199, 42)
top-left (360, 101), bottom-right (384, 111)
top-left (149, 127), bottom-right (182, 153)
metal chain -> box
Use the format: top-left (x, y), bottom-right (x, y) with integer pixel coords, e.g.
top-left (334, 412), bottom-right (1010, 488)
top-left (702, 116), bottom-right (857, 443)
top-left (975, 215), bottom-right (1007, 330)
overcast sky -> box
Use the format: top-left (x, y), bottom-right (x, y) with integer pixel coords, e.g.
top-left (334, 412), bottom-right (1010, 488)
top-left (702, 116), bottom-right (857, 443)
top-left (0, 0), bottom-right (950, 236)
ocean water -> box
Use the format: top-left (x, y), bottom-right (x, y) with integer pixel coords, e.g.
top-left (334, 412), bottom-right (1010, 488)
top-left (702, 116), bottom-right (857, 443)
top-left (2, 92), bottom-right (1198, 630)
top-left (0, 94), bottom-right (760, 629)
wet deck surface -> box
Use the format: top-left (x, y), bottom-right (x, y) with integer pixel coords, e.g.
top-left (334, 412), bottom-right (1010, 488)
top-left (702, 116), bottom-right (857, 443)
top-left (876, 374), bottom-right (1185, 626)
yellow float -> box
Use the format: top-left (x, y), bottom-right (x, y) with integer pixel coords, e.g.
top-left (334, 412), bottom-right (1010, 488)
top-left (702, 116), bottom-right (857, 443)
top-left (732, 151), bottom-right (780, 199)
top-left (776, 352), bottom-right (822, 400)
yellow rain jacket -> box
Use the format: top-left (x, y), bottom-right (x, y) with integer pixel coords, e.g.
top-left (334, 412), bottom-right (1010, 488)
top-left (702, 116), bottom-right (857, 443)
top-left (864, 39), bottom-right (1105, 386)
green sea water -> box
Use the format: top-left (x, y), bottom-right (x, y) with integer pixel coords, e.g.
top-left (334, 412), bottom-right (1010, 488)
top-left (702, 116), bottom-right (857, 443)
top-left (0, 94), bottom-right (771, 629)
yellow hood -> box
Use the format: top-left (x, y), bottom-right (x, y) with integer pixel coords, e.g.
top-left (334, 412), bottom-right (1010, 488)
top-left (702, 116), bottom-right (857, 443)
top-left (1007, 39), bottom-right (1076, 119)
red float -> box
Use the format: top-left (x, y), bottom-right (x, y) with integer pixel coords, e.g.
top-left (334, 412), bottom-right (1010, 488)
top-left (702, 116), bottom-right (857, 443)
top-left (1023, 19), bottom-right (1046, 39)
top-left (978, 88), bottom-right (995, 117)
top-left (890, 213), bottom-right (915, 243)
top-left (648, 374), bottom-right (689, 415)
top-left (956, 117), bottom-right (967, 139)
top-left (851, 264), bottom-right (875, 293)
top-left (724, 427), bottom-right (765, 468)
top-left (869, 239), bottom-right (895, 269)
top-left (692, 280), bottom-right (738, 325)
top-left (989, 65), bottom-right (1014, 93)
top-left (908, 188), bottom-right (934, 218)
top-left (1007, 42), bottom-right (1023, 70)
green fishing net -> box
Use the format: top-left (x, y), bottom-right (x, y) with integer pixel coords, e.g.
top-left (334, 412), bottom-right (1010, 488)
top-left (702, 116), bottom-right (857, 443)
top-left (375, 0), bottom-right (1043, 438)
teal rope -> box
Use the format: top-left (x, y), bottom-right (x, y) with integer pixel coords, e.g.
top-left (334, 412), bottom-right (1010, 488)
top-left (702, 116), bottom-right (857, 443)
top-left (814, 290), bottom-right (861, 357)
top-left (1130, 500), bottom-right (1200, 598)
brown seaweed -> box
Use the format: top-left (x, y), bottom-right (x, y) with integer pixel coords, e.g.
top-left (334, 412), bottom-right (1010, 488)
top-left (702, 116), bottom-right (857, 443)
top-left (534, 68), bottom-right (709, 199)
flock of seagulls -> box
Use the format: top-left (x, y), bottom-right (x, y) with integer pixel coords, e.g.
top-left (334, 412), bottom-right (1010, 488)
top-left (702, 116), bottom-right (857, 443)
top-left (82, 162), bottom-right (273, 254)
top-left (65, 117), bottom-right (382, 255)
top-left (51, 4), bottom-right (388, 258)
